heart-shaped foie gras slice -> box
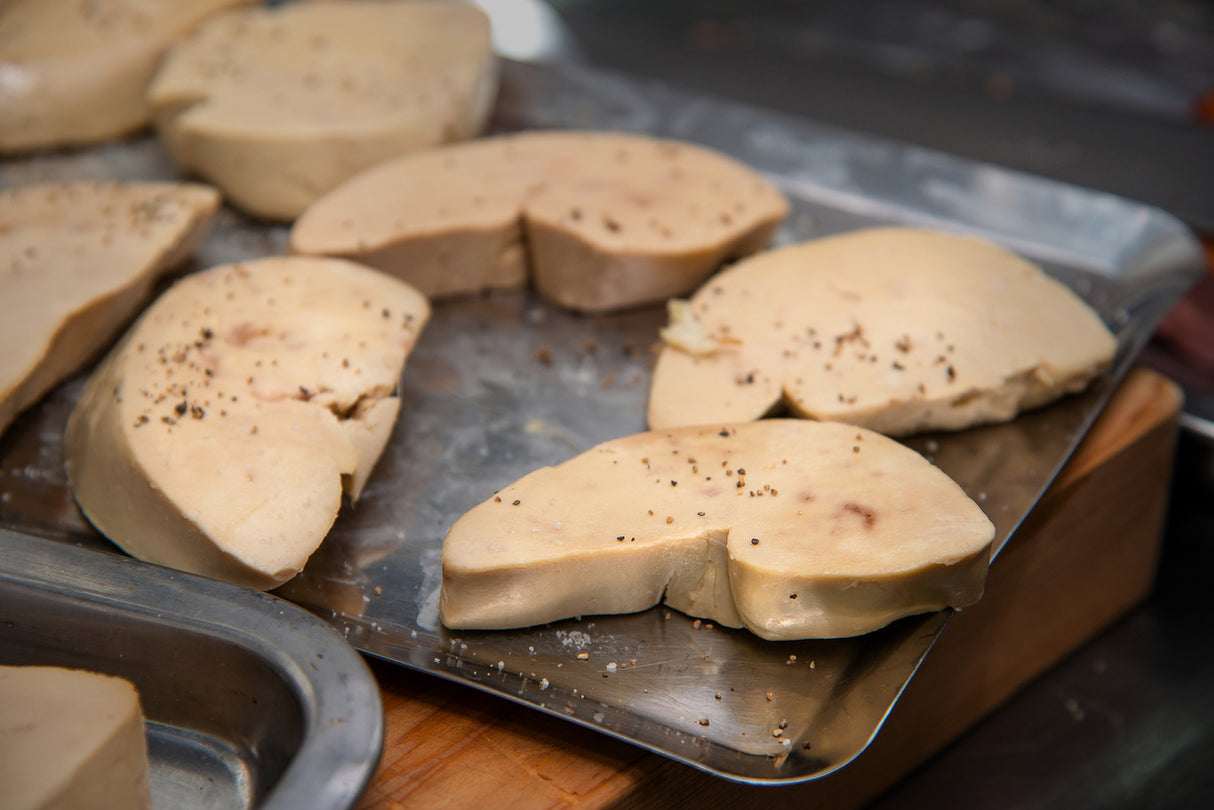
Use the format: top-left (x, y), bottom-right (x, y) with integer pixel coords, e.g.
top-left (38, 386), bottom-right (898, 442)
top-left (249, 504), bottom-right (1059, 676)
top-left (441, 419), bottom-right (994, 640)
top-left (65, 256), bottom-right (429, 590)
top-left (290, 130), bottom-right (789, 312)
top-left (649, 227), bottom-right (1118, 436)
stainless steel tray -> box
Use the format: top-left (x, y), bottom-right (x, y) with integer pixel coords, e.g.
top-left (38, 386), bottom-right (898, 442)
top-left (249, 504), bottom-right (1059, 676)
top-left (0, 58), bottom-right (1204, 784)
top-left (0, 529), bottom-right (383, 809)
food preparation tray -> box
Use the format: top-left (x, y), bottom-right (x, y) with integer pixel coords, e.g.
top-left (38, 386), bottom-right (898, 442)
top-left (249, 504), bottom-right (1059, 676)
top-left (0, 528), bottom-right (383, 809)
top-left (0, 58), bottom-right (1204, 785)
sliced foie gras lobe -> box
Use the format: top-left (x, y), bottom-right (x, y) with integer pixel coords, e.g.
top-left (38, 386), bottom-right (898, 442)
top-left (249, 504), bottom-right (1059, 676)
top-left (1, 666), bottom-right (151, 810)
top-left (0, 0), bottom-right (254, 153)
top-left (65, 256), bottom-right (430, 590)
top-left (290, 130), bottom-right (789, 312)
top-left (648, 227), bottom-right (1118, 435)
top-left (145, 0), bottom-right (497, 221)
top-left (440, 420), bottom-right (995, 640)
top-left (0, 181), bottom-right (220, 437)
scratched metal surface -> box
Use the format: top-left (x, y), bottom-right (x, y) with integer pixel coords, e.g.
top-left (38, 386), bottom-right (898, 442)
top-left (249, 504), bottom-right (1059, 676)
top-left (0, 59), bottom-right (1204, 783)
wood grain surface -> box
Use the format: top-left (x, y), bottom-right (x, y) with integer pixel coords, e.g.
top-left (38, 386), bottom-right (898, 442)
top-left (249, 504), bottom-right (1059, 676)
top-left (357, 367), bottom-right (1183, 810)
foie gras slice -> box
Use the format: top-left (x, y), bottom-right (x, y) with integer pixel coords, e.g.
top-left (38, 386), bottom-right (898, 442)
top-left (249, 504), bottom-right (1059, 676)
top-left (440, 419), bottom-right (995, 640)
top-left (0, 0), bottom-right (253, 152)
top-left (290, 130), bottom-right (789, 311)
top-left (0, 665), bottom-right (151, 810)
top-left (0, 181), bottom-right (220, 437)
top-left (146, 0), bottom-right (497, 221)
top-left (648, 227), bottom-right (1118, 436)
top-left (65, 256), bottom-right (430, 590)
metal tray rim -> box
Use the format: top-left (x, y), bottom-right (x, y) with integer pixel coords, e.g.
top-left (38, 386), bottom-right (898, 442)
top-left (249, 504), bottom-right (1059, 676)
top-left (0, 527), bottom-right (384, 810)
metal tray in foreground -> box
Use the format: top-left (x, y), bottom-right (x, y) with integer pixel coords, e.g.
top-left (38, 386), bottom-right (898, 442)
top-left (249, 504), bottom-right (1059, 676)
top-left (0, 529), bottom-right (383, 809)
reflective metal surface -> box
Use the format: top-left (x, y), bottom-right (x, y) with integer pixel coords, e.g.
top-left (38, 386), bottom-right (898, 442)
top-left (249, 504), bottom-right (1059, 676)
top-left (0, 529), bottom-right (383, 810)
top-left (0, 59), bottom-right (1204, 783)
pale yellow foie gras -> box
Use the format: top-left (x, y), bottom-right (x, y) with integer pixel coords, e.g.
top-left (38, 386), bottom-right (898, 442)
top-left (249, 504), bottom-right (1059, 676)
top-left (66, 256), bottom-right (429, 590)
top-left (441, 420), bottom-right (995, 640)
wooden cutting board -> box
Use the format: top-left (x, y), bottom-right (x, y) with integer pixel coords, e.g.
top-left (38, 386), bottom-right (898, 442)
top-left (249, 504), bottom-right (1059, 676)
top-left (357, 367), bottom-right (1182, 809)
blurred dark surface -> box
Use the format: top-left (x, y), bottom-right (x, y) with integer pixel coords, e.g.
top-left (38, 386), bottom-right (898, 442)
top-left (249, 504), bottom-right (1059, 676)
top-left (871, 429), bottom-right (1214, 810)
top-left (550, 0), bottom-right (1214, 233)
top-left (542, 2), bottom-right (1214, 807)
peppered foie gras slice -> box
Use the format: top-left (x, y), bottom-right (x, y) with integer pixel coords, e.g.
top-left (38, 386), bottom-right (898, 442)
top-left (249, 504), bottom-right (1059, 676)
top-left (441, 419), bottom-right (995, 640)
top-left (65, 256), bottom-right (430, 590)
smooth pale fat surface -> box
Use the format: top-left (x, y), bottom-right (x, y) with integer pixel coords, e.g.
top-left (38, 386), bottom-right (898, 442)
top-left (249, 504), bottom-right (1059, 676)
top-left (290, 130), bottom-right (789, 311)
top-left (441, 420), bottom-right (995, 640)
top-left (0, 665), bottom-right (151, 810)
top-left (0, 181), bottom-right (220, 437)
top-left (146, 0), bottom-right (497, 220)
top-left (64, 256), bottom-right (430, 590)
top-left (648, 227), bottom-right (1119, 436)
top-left (0, 0), bottom-right (253, 152)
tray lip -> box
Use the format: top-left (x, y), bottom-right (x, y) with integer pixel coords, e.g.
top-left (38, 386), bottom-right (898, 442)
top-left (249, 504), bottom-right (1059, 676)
top-left (367, 608), bottom-right (958, 788)
top-left (0, 527), bottom-right (384, 810)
